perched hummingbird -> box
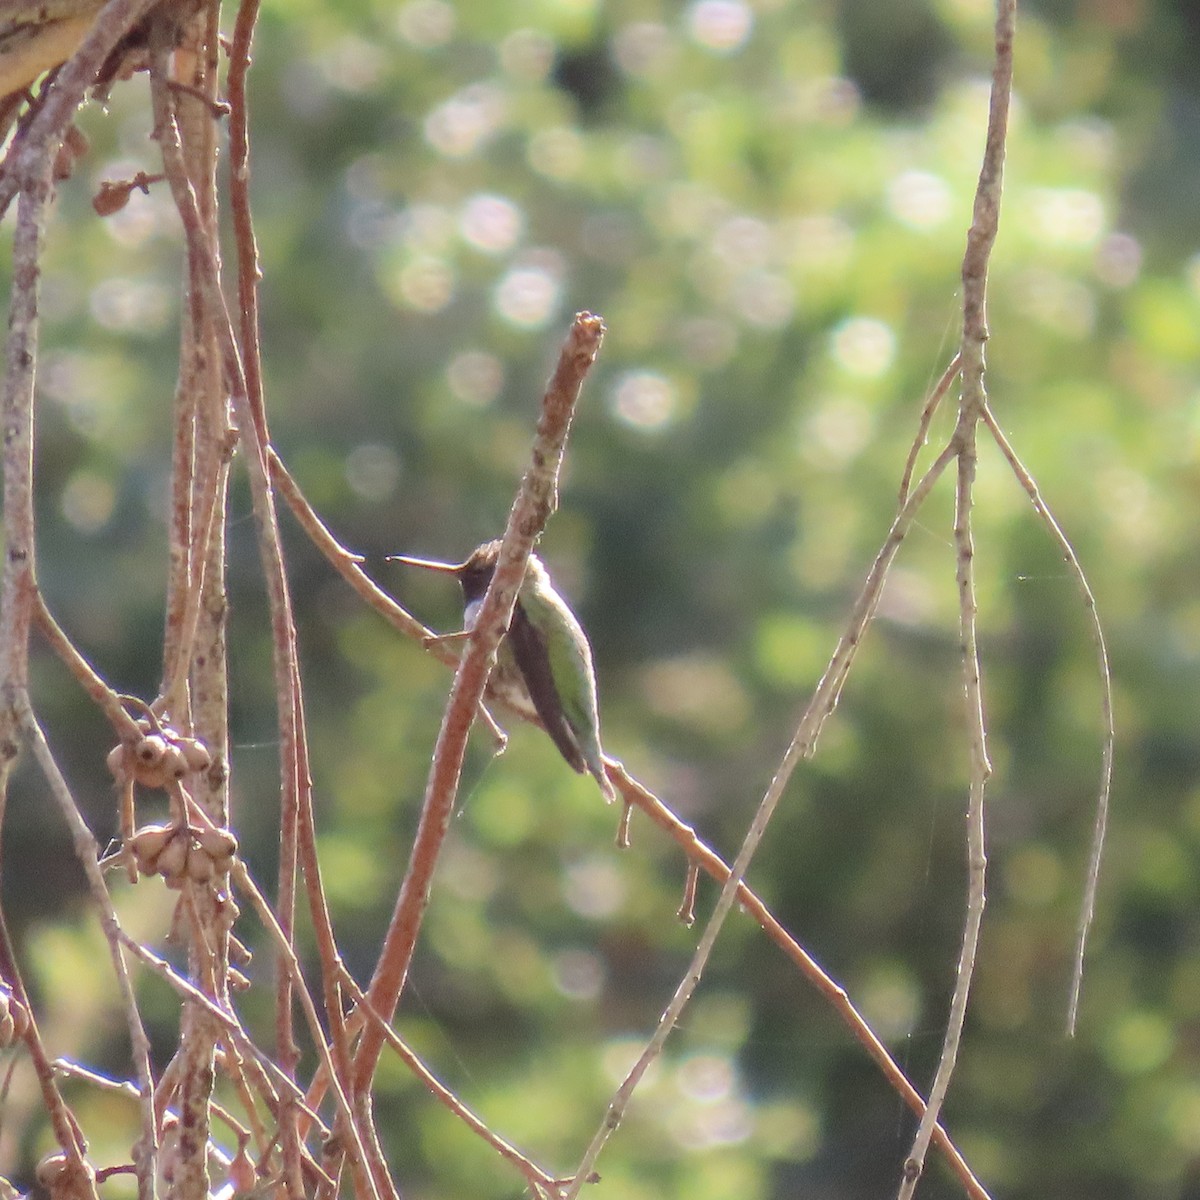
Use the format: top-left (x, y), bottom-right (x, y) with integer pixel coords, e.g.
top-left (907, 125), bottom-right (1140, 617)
top-left (390, 540), bottom-right (615, 801)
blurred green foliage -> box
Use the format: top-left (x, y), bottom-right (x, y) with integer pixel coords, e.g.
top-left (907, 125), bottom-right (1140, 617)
top-left (4, 0), bottom-right (1200, 1196)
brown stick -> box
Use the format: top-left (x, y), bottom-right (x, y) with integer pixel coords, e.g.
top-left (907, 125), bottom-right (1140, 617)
top-left (897, 3), bottom-right (1015, 1195)
top-left (611, 764), bottom-right (991, 1200)
top-left (351, 312), bottom-right (605, 1093)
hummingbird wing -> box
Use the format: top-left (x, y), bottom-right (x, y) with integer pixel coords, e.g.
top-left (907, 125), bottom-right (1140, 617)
top-left (507, 600), bottom-right (590, 777)
top-left (516, 586), bottom-right (614, 801)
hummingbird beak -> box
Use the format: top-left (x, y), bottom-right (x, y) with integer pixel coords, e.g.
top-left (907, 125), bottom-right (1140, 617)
top-left (385, 554), bottom-right (464, 574)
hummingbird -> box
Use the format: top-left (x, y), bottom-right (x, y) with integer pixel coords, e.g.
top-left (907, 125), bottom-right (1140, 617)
top-left (389, 540), bottom-right (615, 802)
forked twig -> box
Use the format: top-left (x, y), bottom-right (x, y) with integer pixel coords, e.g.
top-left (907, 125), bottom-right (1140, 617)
top-left (563, 438), bottom-right (960, 1200)
top-left (898, 3), bottom-right (1015, 1195)
top-left (340, 969), bottom-right (571, 1199)
top-left (899, 354), bottom-right (961, 507)
top-left (228, 861), bottom-right (380, 1199)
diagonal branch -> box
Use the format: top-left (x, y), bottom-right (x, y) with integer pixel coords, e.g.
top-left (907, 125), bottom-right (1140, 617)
top-left (351, 311), bottom-right (606, 1092)
top-left (564, 436), bottom-right (960, 1200)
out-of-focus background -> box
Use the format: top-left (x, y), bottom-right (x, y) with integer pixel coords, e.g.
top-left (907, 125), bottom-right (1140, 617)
top-left (7, 0), bottom-right (1200, 1196)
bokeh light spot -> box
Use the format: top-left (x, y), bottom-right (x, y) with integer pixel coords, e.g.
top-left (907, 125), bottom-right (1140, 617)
top-left (1029, 187), bottom-right (1106, 246)
top-left (424, 84), bottom-right (505, 158)
top-left (1103, 1010), bottom-right (1174, 1076)
top-left (612, 21), bottom-right (675, 77)
top-left (563, 856), bottom-right (625, 920)
top-left (1014, 269), bottom-right (1095, 338)
top-left (389, 256), bottom-right (455, 312)
top-left (459, 193), bottom-right (523, 254)
top-left (445, 350), bottom-right (504, 407)
top-left (526, 126), bottom-right (585, 180)
top-left (89, 278), bottom-right (172, 334)
top-left (710, 214), bottom-right (774, 269)
top-left (611, 370), bottom-right (677, 430)
top-left (396, 203), bottom-right (455, 253)
top-left (887, 169), bottom-right (952, 230)
top-left (1094, 232), bottom-right (1142, 289)
top-left (676, 1054), bottom-right (735, 1103)
top-left (855, 961), bottom-right (920, 1041)
top-left (731, 270), bottom-right (794, 329)
top-left (800, 394), bottom-right (874, 468)
top-left (345, 443), bottom-right (401, 502)
top-left (640, 653), bottom-right (750, 733)
top-left (317, 35), bottom-right (385, 92)
top-left (686, 0), bottom-right (753, 52)
top-left (830, 316), bottom-right (896, 377)
top-left (396, 0), bottom-right (456, 47)
top-left (61, 470), bottom-right (116, 535)
top-left (552, 948), bottom-right (606, 1000)
top-left (493, 251), bottom-right (564, 328)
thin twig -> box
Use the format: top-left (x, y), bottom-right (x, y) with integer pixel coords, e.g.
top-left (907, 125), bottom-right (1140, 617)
top-left (21, 702), bottom-right (159, 1199)
top-left (267, 447), bottom-right (508, 745)
top-left (897, 4), bottom-right (1014, 1195)
top-left (981, 405), bottom-right (1114, 1034)
top-left (32, 595), bottom-right (142, 741)
top-left (899, 355), bottom-right (961, 507)
top-left (229, 861), bottom-right (380, 1200)
top-left (148, 41), bottom-right (342, 1200)
top-left (607, 763), bottom-right (991, 1200)
top-left (0, 155), bottom-right (48, 711)
top-left (340, 969), bottom-right (569, 1199)
top-left (563, 439), bottom-right (959, 1199)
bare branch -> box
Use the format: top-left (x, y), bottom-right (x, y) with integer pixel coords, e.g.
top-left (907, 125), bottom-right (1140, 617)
top-left (351, 312), bottom-right (605, 1094)
top-left (980, 405), bottom-right (1114, 1034)
top-left (564, 437), bottom-right (959, 1199)
top-left (607, 763), bottom-right (993, 1200)
top-left (897, 3), bottom-right (1015, 1195)
top-left (20, 703), bottom-right (157, 1198)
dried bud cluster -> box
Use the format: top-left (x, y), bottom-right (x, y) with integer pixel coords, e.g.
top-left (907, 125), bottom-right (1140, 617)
top-left (107, 722), bottom-right (213, 791)
top-left (129, 823), bottom-right (238, 889)
top-left (0, 985), bottom-right (29, 1048)
top-left (34, 1150), bottom-right (95, 1198)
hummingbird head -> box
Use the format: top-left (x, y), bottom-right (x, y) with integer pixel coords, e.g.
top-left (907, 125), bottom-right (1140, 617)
top-left (389, 540), bottom-right (546, 606)
top-left (456, 540), bottom-right (502, 605)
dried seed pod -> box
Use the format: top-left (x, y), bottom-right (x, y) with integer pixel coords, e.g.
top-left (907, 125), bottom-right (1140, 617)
top-left (132, 735), bottom-right (170, 787)
top-left (52, 125), bottom-right (89, 182)
top-left (196, 826), bottom-right (237, 863)
top-left (154, 832), bottom-right (189, 882)
top-left (178, 738), bottom-right (213, 772)
top-left (35, 1152), bottom-right (69, 1189)
top-left (105, 743), bottom-right (128, 780)
top-left (130, 824), bottom-right (176, 875)
top-left (9, 997), bottom-right (28, 1040)
top-left (92, 180), bottom-right (131, 216)
top-left (161, 743), bottom-right (189, 781)
top-left (185, 844), bottom-right (215, 883)
top-left (229, 1143), bottom-right (256, 1195)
